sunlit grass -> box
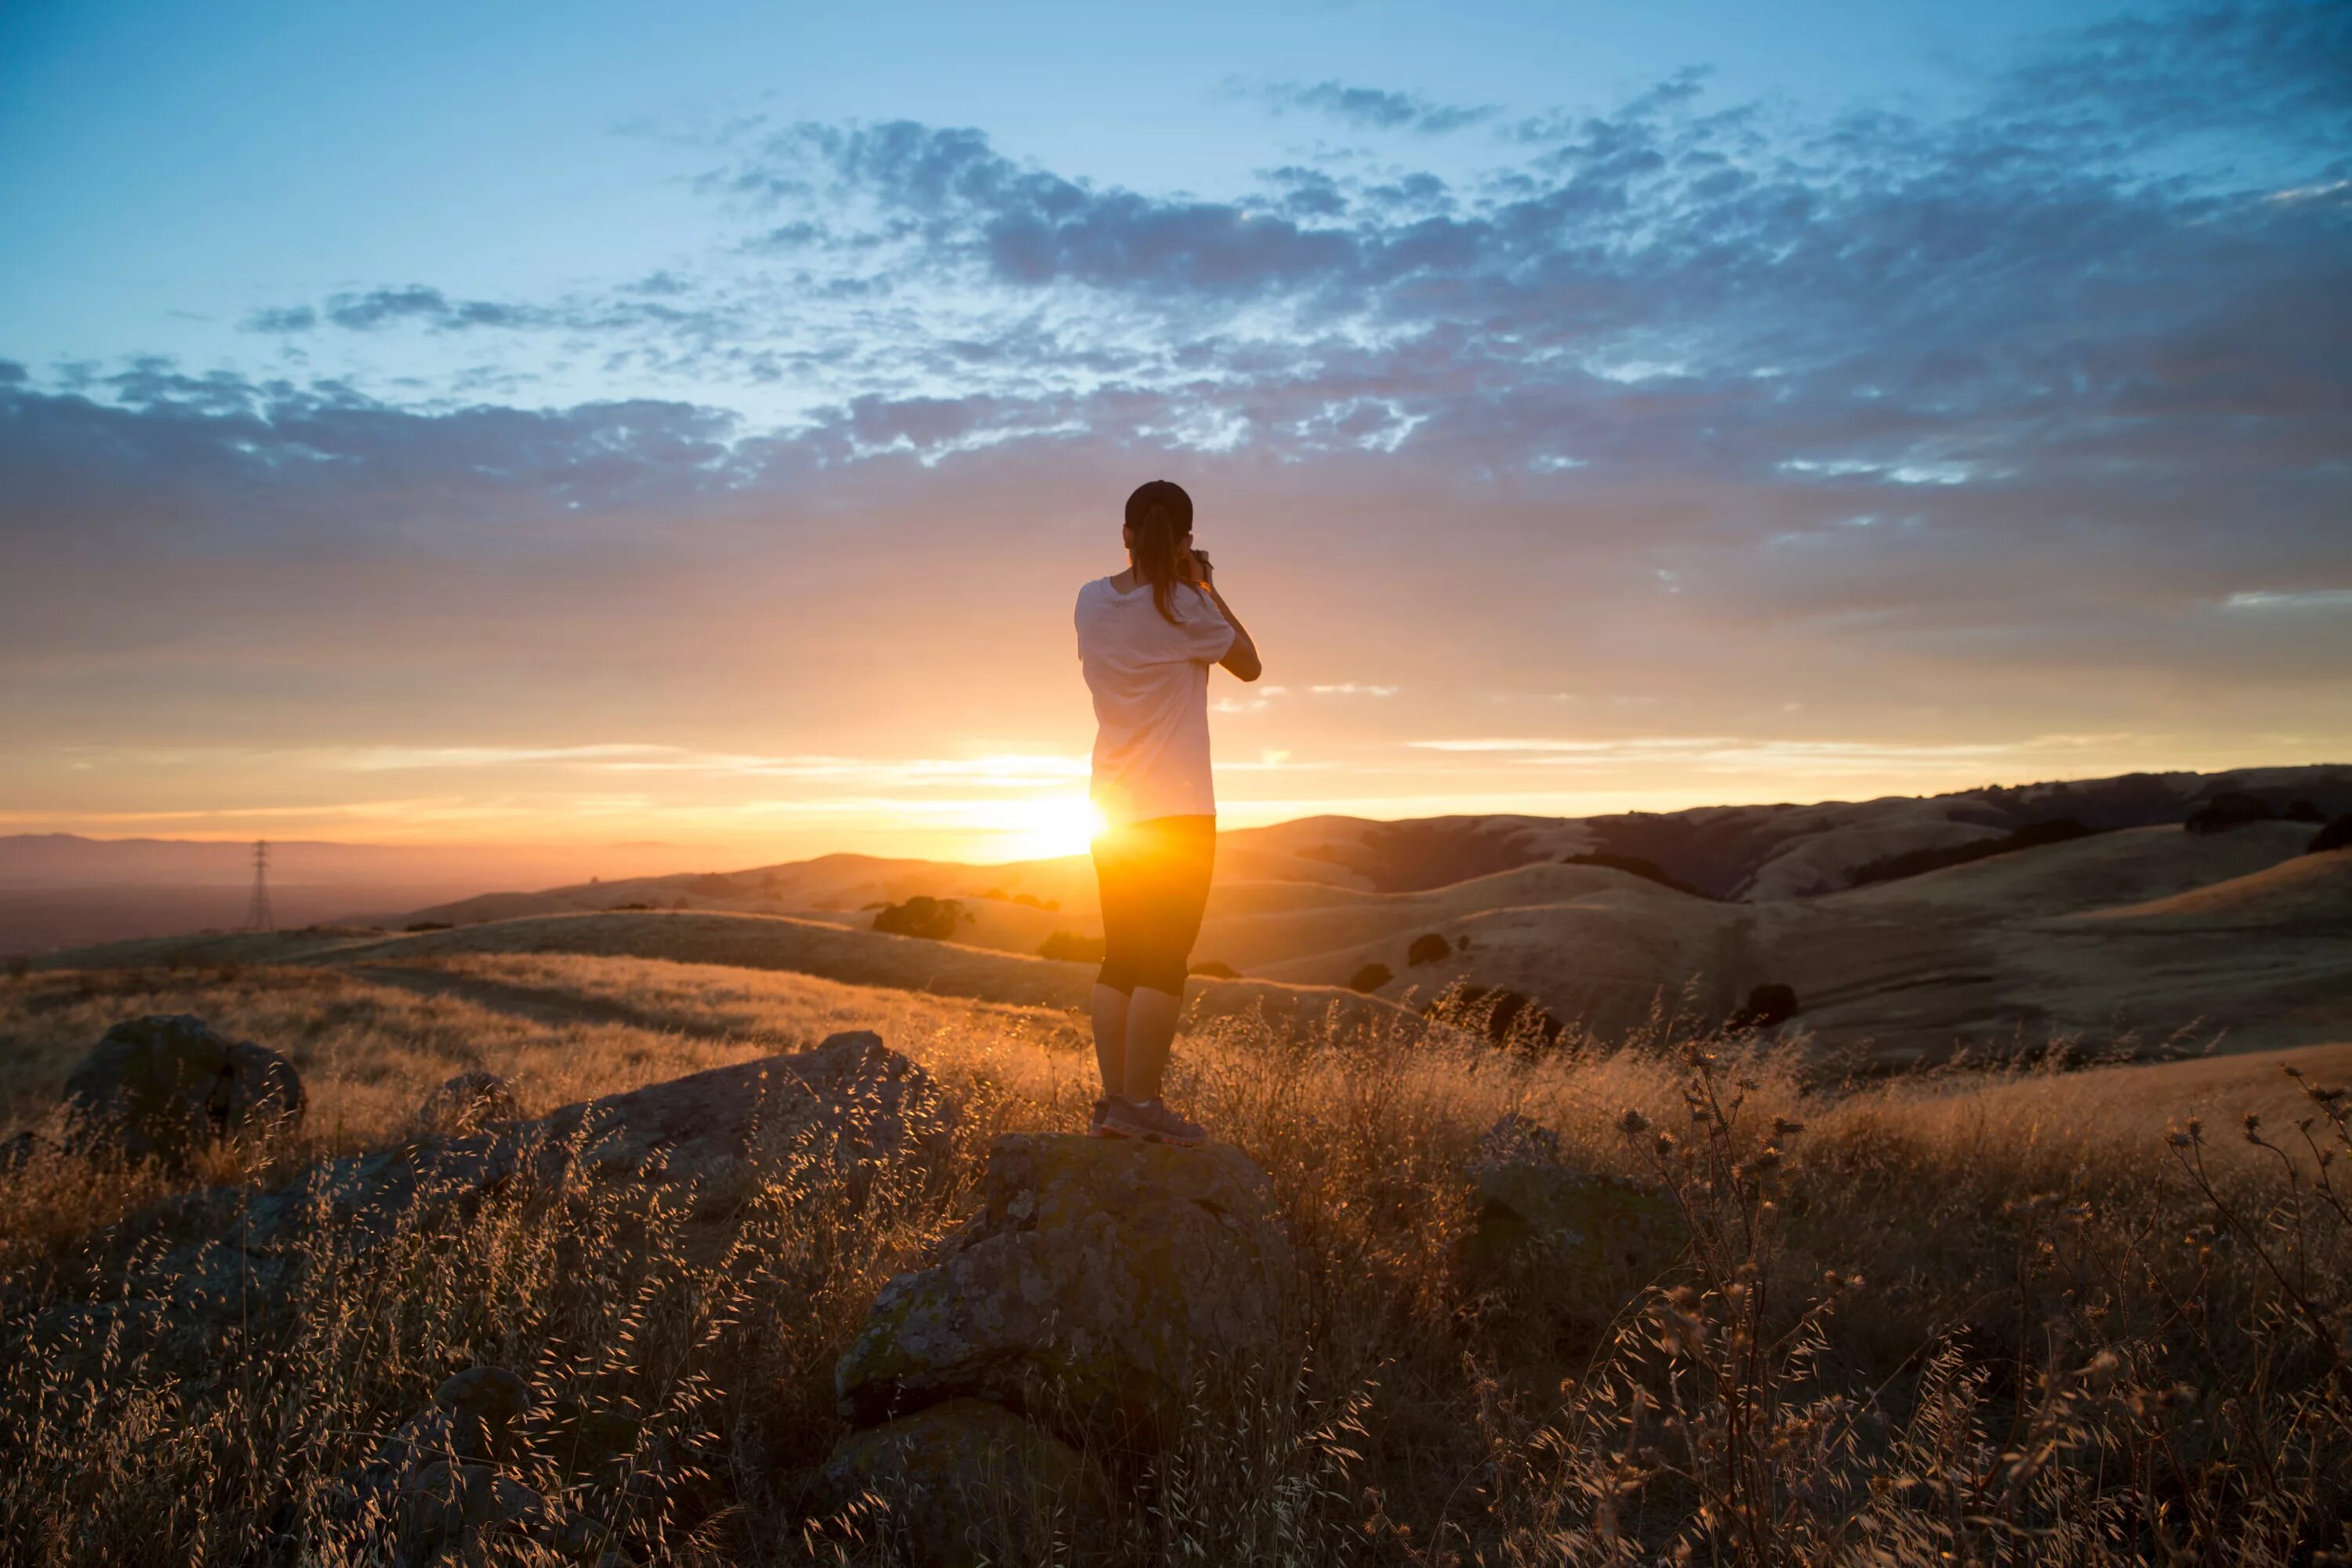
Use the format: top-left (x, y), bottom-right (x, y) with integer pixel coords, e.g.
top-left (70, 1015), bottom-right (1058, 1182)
top-left (0, 959), bottom-right (2345, 1563)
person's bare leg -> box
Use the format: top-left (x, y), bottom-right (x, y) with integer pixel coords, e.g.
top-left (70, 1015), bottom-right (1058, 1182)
top-left (1091, 984), bottom-right (1131, 1097)
top-left (1120, 985), bottom-right (1183, 1103)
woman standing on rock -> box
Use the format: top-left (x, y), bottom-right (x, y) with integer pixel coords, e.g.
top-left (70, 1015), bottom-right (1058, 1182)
top-left (1074, 479), bottom-right (1263, 1146)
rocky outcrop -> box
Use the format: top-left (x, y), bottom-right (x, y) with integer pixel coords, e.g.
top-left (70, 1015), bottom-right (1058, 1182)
top-left (819, 1399), bottom-right (1083, 1568)
top-left (226, 1028), bottom-right (946, 1254)
top-left (823, 1134), bottom-right (1295, 1564)
top-left (332, 1365), bottom-right (619, 1566)
top-left (416, 1069), bottom-right (517, 1136)
top-left (836, 1133), bottom-right (1295, 1443)
top-left (1461, 1113), bottom-right (1684, 1325)
top-left (64, 1014), bottom-right (305, 1165)
top-left (79, 1030), bottom-right (953, 1336)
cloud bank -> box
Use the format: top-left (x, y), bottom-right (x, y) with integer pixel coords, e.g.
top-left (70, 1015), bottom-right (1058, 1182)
top-left (3, 0), bottom-right (2347, 851)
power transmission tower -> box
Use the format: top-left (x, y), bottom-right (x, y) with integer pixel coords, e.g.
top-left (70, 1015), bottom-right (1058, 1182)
top-left (247, 840), bottom-right (274, 932)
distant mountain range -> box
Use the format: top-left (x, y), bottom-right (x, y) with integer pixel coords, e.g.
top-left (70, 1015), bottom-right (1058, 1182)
top-left (40, 762), bottom-right (2351, 1065)
top-left (7, 764), bottom-right (2346, 956)
top-left (0, 835), bottom-right (694, 952)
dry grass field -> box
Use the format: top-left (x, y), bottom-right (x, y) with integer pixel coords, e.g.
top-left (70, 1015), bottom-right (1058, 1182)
top-left (2, 936), bottom-right (2348, 1563)
top-left (332, 797), bottom-right (2350, 1068)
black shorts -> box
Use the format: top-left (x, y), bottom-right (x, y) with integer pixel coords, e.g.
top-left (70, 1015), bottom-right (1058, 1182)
top-left (1091, 814), bottom-right (1217, 996)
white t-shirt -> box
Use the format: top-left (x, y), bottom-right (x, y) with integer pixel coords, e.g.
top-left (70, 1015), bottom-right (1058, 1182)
top-left (1076, 575), bottom-right (1236, 828)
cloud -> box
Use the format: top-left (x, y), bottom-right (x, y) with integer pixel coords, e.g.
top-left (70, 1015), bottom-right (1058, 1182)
top-left (2221, 588), bottom-right (2352, 610)
top-left (5, 0), bottom-right (2349, 778)
top-left (1258, 80), bottom-right (1497, 136)
top-left (241, 305), bottom-right (319, 332)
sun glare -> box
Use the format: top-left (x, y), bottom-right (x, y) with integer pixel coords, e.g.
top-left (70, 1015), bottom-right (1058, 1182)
top-left (982, 793), bottom-right (1106, 861)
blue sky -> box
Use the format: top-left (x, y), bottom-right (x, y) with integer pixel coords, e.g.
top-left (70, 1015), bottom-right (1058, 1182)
top-left (2, 0), bottom-right (2347, 862)
top-left (2, 0), bottom-right (2071, 406)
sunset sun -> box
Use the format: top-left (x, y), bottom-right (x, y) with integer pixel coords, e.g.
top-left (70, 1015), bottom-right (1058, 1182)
top-left (989, 793), bottom-right (1107, 861)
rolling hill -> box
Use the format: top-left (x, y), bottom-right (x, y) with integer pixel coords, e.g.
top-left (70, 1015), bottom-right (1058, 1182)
top-left (27, 764), bottom-right (2350, 1065)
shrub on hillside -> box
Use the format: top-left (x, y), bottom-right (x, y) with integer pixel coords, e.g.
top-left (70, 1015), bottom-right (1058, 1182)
top-left (1348, 962), bottom-right (1392, 993)
top-left (872, 896), bottom-right (967, 941)
top-left (402, 921), bottom-right (452, 933)
top-left (2310, 813), bottom-right (2352, 855)
top-left (1188, 960), bottom-right (1238, 978)
top-left (1036, 930), bottom-right (1105, 964)
top-left (1421, 982), bottom-right (1565, 1054)
top-left (1847, 816), bottom-right (2098, 887)
top-left (2284, 798), bottom-right (2326, 823)
top-left (1730, 982), bottom-right (1801, 1029)
top-left (1560, 851), bottom-right (1708, 897)
top-left (2184, 791), bottom-right (2272, 834)
top-left (1406, 931), bottom-right (1451, 967)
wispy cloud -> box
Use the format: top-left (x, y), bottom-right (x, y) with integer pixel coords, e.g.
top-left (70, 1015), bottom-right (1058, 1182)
top-left (1250, 79), bottom-right (1497, 135)
top-left (5, 0), bottom-right (2350, 850)
top-left (2221, 589), bottom-right (2352, 610)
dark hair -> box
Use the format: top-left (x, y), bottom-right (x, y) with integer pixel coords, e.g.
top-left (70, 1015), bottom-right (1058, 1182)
top-left (1124, 479), bottom-right (1194, 626)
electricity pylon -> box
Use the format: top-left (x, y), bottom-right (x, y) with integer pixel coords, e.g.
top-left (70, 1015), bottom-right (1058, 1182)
top-left (247, 840), bottom-right (274, 932)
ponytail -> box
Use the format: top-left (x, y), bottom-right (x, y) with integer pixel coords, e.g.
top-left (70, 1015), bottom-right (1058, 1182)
top-left (1124, 479), bottom-right (1194, 626)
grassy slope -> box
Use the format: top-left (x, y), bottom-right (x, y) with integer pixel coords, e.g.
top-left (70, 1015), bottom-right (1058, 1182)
top-left (5, 945), bottom-right (2347, 1563)
top-left (37, 824), bottom-right (2345, 1067)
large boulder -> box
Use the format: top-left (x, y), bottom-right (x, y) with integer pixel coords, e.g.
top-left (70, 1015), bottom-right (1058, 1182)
top-left (64, 1014), bottom-right (304, 1164)
top-left (834, 1134), bottom-right (1294, 1445)
top-left (234, 1028), bottom-right (949, 1251)
top-left (91, 1030), bottom-right (954, 1333)
top-left (332, 1363), bottom-right (614, 1567)
top-left (820, 1398), bottom-right (1083, 1568)
top-left (534, 1028), bottom-right (946, 1195)
top-left (415, 1070), bottom-right (517, 1136)
top-left (1461, 1114), bottom-right (1684, 1326)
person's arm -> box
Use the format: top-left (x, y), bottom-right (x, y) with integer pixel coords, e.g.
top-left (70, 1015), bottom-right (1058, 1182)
top-left (1192, 557), bottom-right (1262, 682)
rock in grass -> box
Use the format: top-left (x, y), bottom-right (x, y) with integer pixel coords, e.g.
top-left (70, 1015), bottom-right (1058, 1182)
top-left (87, 1029), bottom-right (955, 1348)
top-left (64, 1014), bottom-right (304, 1165)
top-left (434, 1365), bottom-right (534, 1463)
top-left (821, 1398), bottom-right (1083, 1568)
top-left (1461, 1113), bottom-right (1684, 1325)
top-left (224, 1028), bottom-right (950, 1257)
top-left (416, 1069), bottom-right (518, 1136)
top-left (834, 1132), bottom-right (1294, 1446)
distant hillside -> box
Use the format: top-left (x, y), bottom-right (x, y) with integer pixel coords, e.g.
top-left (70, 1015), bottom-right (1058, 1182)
top-left (16, 764), bottom-right (2347, 957)
top-left (0, 834), bottom-right (698, 953)
top-left (1577, 766), bottom-right (2352, 899)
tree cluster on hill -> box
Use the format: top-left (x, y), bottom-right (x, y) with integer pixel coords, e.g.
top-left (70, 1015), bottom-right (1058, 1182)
top-left (2185, 791), bottom-right (2278, 834)
top-left (1421, 983), bottom-right (1565, 1055)
top-left (1036, 930), bottom-right (1105, 964)
top-left (978, 887), bottom-right (1060, 909)
top-left (1846, 817), bottom-right (2100, 887)
top-left (2310, 814), bottom-right (2352, 855)
top-left (1729, 982), bottom-right (1800, 1029)
top-left (871, 896), bottom-right (968, 941)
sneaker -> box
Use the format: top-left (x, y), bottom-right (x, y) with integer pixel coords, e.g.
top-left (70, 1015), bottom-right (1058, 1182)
top-left (1102, 1095), bottom-right (1207, 1148)
top-left (1087, 1096), bottom-right (1119, 1138)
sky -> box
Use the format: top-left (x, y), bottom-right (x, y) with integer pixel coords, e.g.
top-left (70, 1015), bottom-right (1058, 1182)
top-left (2, 0), bottom-right (2347, 868)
